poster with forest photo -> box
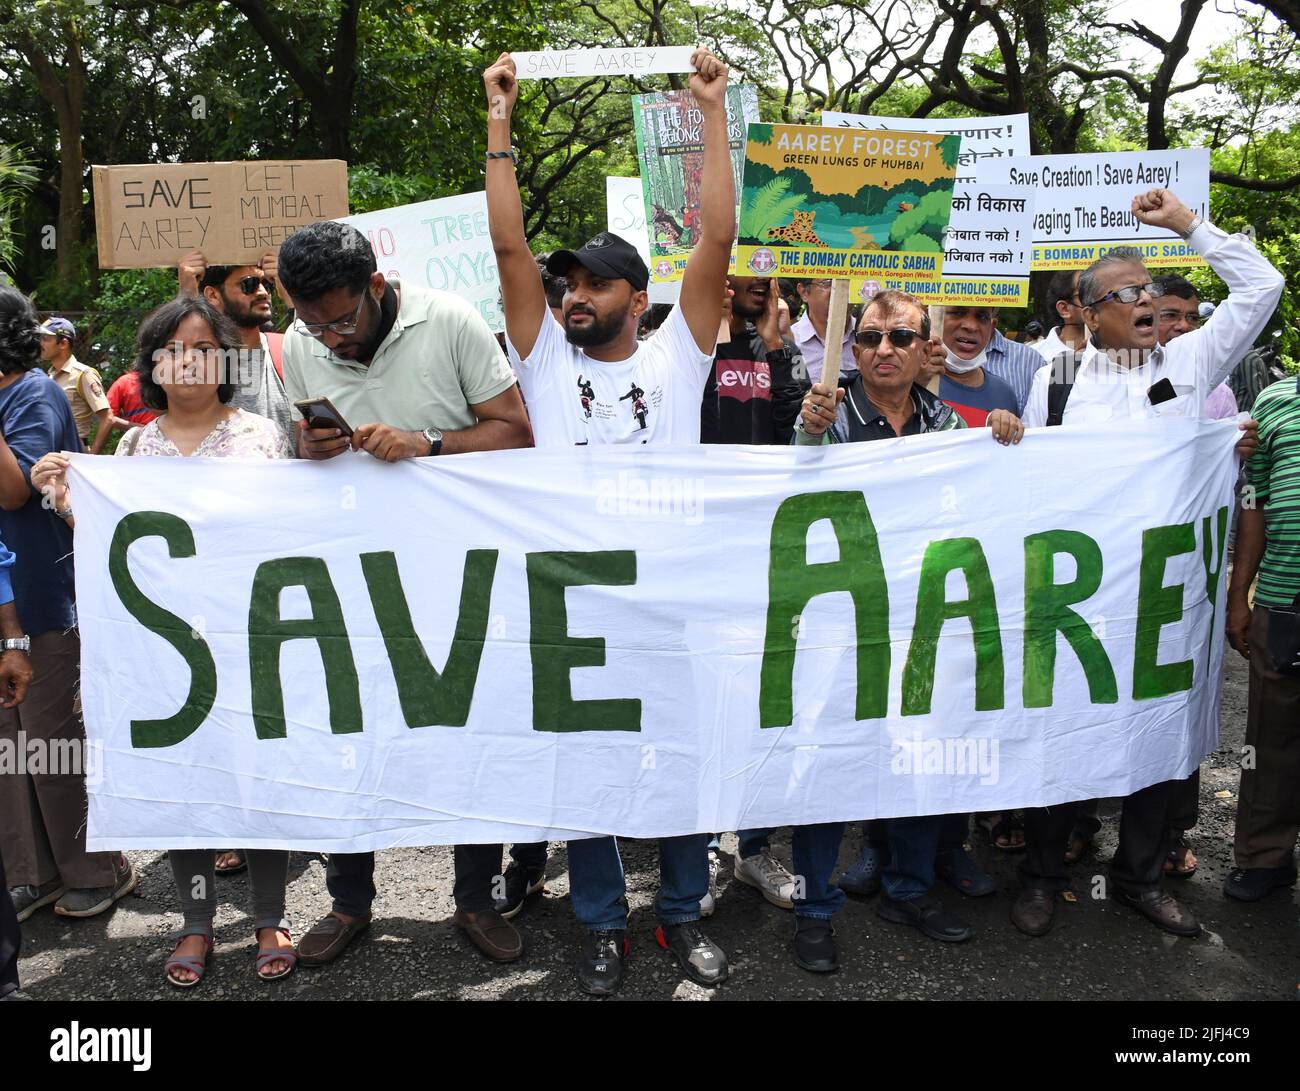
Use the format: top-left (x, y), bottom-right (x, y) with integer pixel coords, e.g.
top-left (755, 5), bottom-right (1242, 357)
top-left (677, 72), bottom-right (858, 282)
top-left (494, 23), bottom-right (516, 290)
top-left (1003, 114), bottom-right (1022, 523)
top-left (735, 123), bottom-right (959, 283)
top-left (632, 84), bottom-right (759, 282)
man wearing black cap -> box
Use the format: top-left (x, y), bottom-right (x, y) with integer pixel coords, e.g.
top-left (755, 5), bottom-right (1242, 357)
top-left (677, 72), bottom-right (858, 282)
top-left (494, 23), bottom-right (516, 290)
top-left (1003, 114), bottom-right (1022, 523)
top-left (484, 47), bottom-right (733, 996)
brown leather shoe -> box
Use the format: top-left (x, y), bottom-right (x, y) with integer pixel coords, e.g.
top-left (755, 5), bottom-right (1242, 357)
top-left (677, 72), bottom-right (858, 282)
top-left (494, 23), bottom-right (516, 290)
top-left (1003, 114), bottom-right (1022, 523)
top-left (296, 911), bottom-right (371, 966)
top-left (1010, 888), bottom-right (1056, 936)
top-left (1113, 888), bottom-right (1200, 936)
top-left (454, 908), bottom-right (524, 962)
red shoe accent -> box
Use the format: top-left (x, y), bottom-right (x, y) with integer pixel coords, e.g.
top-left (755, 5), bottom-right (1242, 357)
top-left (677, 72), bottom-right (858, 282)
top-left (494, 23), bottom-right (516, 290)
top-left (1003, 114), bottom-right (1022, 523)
top-left (655, 925), bottom-right (668, 950)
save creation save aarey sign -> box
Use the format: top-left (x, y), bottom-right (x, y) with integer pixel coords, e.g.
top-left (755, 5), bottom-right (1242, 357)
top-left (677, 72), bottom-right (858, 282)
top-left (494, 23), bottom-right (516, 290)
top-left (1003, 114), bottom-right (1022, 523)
top-left (72, 420), bottom-right (1233, 851)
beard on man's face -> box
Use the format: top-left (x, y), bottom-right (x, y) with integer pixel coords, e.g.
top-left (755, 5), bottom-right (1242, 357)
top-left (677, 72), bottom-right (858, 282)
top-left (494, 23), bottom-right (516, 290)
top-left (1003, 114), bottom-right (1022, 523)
top-left (221, 291), bottom-right (269, 329)
top-left (563, 305), bottom-right (626, 347)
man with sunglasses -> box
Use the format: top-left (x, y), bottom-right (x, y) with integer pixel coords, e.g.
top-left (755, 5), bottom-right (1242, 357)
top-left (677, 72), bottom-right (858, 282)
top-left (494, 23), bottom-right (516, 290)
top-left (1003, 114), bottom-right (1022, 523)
top-left (795, 290), bottom-right (1022, 961)
top-left (1013, 188), bottom-right (1283, 941)
top-left (178, 250), bottom-right (293, 445)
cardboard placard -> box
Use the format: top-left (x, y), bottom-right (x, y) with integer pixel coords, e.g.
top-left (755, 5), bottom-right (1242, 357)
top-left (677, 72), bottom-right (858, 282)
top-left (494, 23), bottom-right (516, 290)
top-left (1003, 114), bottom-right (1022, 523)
top-left (93, 160), bottom-right (349, 269)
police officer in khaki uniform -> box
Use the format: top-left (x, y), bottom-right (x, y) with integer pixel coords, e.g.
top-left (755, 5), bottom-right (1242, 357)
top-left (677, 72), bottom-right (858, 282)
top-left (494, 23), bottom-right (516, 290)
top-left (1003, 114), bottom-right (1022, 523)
top-left (39, 318), bottom-right (111, 453)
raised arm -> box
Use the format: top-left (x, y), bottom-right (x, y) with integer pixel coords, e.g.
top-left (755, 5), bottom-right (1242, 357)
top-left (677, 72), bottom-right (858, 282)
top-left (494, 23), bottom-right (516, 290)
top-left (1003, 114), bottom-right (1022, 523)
top-left (1132, 188), bottom-right (1285, 390)
top-left (678, 49), bottom-right (735, 354)
top-left (484, 52), bottom-right (548, 360)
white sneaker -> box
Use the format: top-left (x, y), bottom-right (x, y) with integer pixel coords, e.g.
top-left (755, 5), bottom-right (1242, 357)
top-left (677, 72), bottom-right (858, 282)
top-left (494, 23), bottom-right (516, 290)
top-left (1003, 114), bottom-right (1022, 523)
top-left (700, 851), bottom-right (720, 917)
top-left (734, 849), bottom-right (796, 910)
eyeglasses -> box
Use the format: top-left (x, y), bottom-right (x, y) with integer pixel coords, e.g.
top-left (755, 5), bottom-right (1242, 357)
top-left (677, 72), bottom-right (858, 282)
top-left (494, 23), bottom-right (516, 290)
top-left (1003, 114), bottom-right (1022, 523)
top-left (1087, 283), bottom-right (1152, 308)
top-left (854, 327), bottom-right (921, 348)
top-left (294, 292), bottom-right (368, 338)
top-left (1156, 309), bottom-right (1200, 327)
top-left (237, 275), bottom-right (275, 296)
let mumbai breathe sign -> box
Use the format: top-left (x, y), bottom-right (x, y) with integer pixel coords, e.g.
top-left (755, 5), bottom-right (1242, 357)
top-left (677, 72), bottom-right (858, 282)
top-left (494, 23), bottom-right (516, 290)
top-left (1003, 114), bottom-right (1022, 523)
top-left (71, 421), bottom-right (1234, 851)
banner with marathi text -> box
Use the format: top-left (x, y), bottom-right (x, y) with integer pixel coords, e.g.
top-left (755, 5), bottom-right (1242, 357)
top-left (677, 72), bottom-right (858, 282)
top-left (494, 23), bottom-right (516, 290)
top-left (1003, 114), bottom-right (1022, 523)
top-left (72, 420), bottom-right (1234, 851)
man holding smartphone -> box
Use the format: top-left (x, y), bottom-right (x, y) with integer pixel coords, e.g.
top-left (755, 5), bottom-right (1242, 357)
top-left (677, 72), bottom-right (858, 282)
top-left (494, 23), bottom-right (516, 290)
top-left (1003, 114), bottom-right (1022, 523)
top-left (275, 219), bottom-right (535, 968)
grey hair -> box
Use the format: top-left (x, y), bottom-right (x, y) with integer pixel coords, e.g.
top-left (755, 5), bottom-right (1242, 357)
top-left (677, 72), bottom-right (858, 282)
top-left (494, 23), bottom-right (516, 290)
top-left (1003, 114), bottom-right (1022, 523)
top-left (1079, 247), bottom-right (1148, 309)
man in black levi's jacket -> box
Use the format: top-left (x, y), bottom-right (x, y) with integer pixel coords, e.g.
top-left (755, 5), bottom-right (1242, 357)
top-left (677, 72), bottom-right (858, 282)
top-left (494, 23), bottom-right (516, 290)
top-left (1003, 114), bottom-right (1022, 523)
top-left (700, 276), bottom-right (807, 445)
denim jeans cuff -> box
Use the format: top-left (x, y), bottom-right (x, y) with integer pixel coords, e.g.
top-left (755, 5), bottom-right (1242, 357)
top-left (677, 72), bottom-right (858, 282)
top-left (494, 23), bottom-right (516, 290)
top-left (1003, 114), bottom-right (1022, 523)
top-left (584, 918), bottom-right (628, 933)
top-left (794, 909), bottom-right (837, 921)
top-left (657, 911), bottom-right (702, 926)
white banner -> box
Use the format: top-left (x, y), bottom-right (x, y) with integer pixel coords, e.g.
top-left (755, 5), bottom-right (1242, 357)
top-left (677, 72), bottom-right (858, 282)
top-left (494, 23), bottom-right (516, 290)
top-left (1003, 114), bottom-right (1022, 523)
top-left (340, 193), bottom-right (502, 332)
top-left (512, 47), bottom-right (696, 80)
top-left (72, 420), bottom-right (1235, 851)
top-left (821, 111), bottom-right (1030, 184)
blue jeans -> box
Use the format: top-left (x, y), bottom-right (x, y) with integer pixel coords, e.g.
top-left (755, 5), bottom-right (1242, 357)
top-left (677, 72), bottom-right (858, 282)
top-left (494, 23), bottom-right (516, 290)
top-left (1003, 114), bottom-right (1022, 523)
top-left (738, 825), bottom-right (845, 920)
top-left (568, 834), bottom-right (709, 930)
top-left (884, 815), bottom-right (945, 901)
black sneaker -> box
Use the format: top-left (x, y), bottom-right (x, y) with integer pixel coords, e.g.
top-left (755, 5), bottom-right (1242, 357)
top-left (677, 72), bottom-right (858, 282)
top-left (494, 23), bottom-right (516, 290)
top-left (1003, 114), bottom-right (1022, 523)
top-left (577, 930), bottom-right (628, 996)
top-left (493, 862), bottom-right (547, 920)
top-left (793, 917), bottom-right (839, 973)
top-left (1223, 865), bottom-right (1298, 902)
top-left (877, 892), bottom-right (974, 942)
top-left (655, 921), bottom-right (729, 987)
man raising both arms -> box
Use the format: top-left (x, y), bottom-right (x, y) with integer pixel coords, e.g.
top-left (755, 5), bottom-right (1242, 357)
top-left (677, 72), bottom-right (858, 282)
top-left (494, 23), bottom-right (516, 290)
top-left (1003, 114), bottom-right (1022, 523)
top-left (485, 48), bottom-right (732, 996)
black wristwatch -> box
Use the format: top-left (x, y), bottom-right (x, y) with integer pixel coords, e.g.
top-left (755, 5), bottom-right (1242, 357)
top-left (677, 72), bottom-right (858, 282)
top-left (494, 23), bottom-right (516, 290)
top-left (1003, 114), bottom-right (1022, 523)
top-left (422, 427), bottom-right (444, 456)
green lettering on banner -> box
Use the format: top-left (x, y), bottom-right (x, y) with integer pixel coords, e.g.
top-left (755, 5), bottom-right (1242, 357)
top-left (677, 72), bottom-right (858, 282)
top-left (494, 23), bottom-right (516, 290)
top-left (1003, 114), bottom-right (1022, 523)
top-left (248, 557), bottom-right (362, 738)
top-left (1201, 505), bottom-right (1230, 675)
top-left (360, 549), bottom-right (497, 727)
top-left (108, 512), bottom-right (217, 748)
top-left (902, 538), bottom-right (1004, 715)
top-left (759, 492), bottom-right (890, 728)
top-left (1022, 530), bottom-right (1117, 707)
top-left (1133, 522), bottom-right (1196, 699)
top-left (527, 551), bottom-right (640, 732)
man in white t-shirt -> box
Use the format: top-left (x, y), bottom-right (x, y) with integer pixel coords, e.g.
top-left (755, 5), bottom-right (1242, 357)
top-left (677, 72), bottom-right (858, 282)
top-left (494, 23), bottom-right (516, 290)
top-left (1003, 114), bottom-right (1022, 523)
top-left (484, 47), bottom-right (732, 997)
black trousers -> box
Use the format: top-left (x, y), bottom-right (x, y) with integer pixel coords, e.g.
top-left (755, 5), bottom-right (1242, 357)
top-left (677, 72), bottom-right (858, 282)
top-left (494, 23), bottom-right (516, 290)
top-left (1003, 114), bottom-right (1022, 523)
top-left (1020, 779), bottom-right (1177, 895)
top-left (327, 842), bottom-right (548, 916)
top-left (0, 854), bottom-right (20, 998)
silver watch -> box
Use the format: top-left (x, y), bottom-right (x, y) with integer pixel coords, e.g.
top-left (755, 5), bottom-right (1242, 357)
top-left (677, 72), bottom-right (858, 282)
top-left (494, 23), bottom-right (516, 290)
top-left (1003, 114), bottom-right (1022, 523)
top-left (422, 427), bottom-right (444, 456)
top-left (1, 636), bottom-right (30, 653)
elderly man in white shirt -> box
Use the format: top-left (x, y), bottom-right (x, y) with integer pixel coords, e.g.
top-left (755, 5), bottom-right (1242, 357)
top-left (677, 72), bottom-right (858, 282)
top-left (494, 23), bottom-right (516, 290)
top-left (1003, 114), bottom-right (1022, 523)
top-left (1022, 189), bottom-right (1283, 430)
top-left (1011, 188), bottom-right (1284, 942)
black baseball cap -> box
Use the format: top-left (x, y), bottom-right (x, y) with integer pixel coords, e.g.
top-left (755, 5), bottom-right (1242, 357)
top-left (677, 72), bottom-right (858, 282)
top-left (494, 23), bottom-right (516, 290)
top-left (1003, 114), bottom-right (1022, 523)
top-left (545, 233), bottom-right (649, 293)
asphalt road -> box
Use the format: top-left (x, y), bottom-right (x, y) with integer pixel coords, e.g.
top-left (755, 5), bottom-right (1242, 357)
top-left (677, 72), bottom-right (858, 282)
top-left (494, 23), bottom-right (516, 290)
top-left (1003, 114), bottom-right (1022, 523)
top-left (15, 651), bottom-right (1299, 1001)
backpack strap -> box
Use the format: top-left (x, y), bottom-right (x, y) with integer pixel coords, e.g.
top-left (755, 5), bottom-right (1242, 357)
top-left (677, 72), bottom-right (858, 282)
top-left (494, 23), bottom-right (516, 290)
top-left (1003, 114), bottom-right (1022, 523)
top-left (1046, 350), bottom-right (1078, 427)
top-left (264, 332), bottom-right (284, 383)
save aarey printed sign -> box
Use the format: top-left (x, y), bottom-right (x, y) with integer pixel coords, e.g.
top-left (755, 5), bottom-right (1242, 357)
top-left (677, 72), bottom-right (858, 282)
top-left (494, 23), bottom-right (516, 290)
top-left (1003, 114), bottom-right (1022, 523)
top-left (71, 420), bottom-right (1233, 850)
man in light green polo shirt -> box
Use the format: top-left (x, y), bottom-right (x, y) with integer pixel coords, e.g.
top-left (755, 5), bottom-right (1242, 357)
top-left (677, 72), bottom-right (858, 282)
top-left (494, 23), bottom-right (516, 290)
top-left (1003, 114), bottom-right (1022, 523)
top-left (274, 219), bottom-right (535, 968)
top-left (278, 219), bottom-right (531, 460)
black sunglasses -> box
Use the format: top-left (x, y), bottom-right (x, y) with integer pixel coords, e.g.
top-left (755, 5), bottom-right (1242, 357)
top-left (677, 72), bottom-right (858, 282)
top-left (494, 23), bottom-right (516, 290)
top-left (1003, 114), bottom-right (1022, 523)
top-left (237, 275), bottom-right (275, 296)
top-left (855, 328), bottom-right (921, 348)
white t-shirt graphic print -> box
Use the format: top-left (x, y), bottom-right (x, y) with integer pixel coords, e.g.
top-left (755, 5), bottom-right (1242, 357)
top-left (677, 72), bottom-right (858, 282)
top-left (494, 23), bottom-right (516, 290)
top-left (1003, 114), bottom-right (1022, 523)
top-left (507, 305), bottom-right (715, 447)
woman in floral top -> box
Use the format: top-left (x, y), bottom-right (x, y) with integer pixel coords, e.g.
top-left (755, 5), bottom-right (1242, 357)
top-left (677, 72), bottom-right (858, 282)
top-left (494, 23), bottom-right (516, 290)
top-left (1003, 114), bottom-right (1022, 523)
top-left (32, 296), bottom-right (295, 987)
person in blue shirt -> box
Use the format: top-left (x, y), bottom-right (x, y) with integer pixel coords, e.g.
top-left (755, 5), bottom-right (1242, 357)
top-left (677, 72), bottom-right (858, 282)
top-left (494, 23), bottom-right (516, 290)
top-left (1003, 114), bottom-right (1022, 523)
top-left (0, 535), bottom-right (33, 1000)
top-left (0, 286), bottom-right (134, 923)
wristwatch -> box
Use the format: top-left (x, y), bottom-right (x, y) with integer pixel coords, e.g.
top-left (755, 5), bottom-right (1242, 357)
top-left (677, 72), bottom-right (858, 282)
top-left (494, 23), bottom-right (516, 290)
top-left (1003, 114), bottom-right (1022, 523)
top-left (422, 427), bottom-right (444, 456)
top-left (1178, 213), bottom-right (1205, 239)
top-left (1, 636), bottom-right (30, 654)
top-left (486, 148), bottom-right (519, 164)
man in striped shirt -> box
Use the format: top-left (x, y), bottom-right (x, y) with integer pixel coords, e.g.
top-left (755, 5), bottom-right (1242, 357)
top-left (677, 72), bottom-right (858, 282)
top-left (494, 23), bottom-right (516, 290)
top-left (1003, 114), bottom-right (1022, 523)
top-left (1224, 379), bottom-right (1300, 902)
